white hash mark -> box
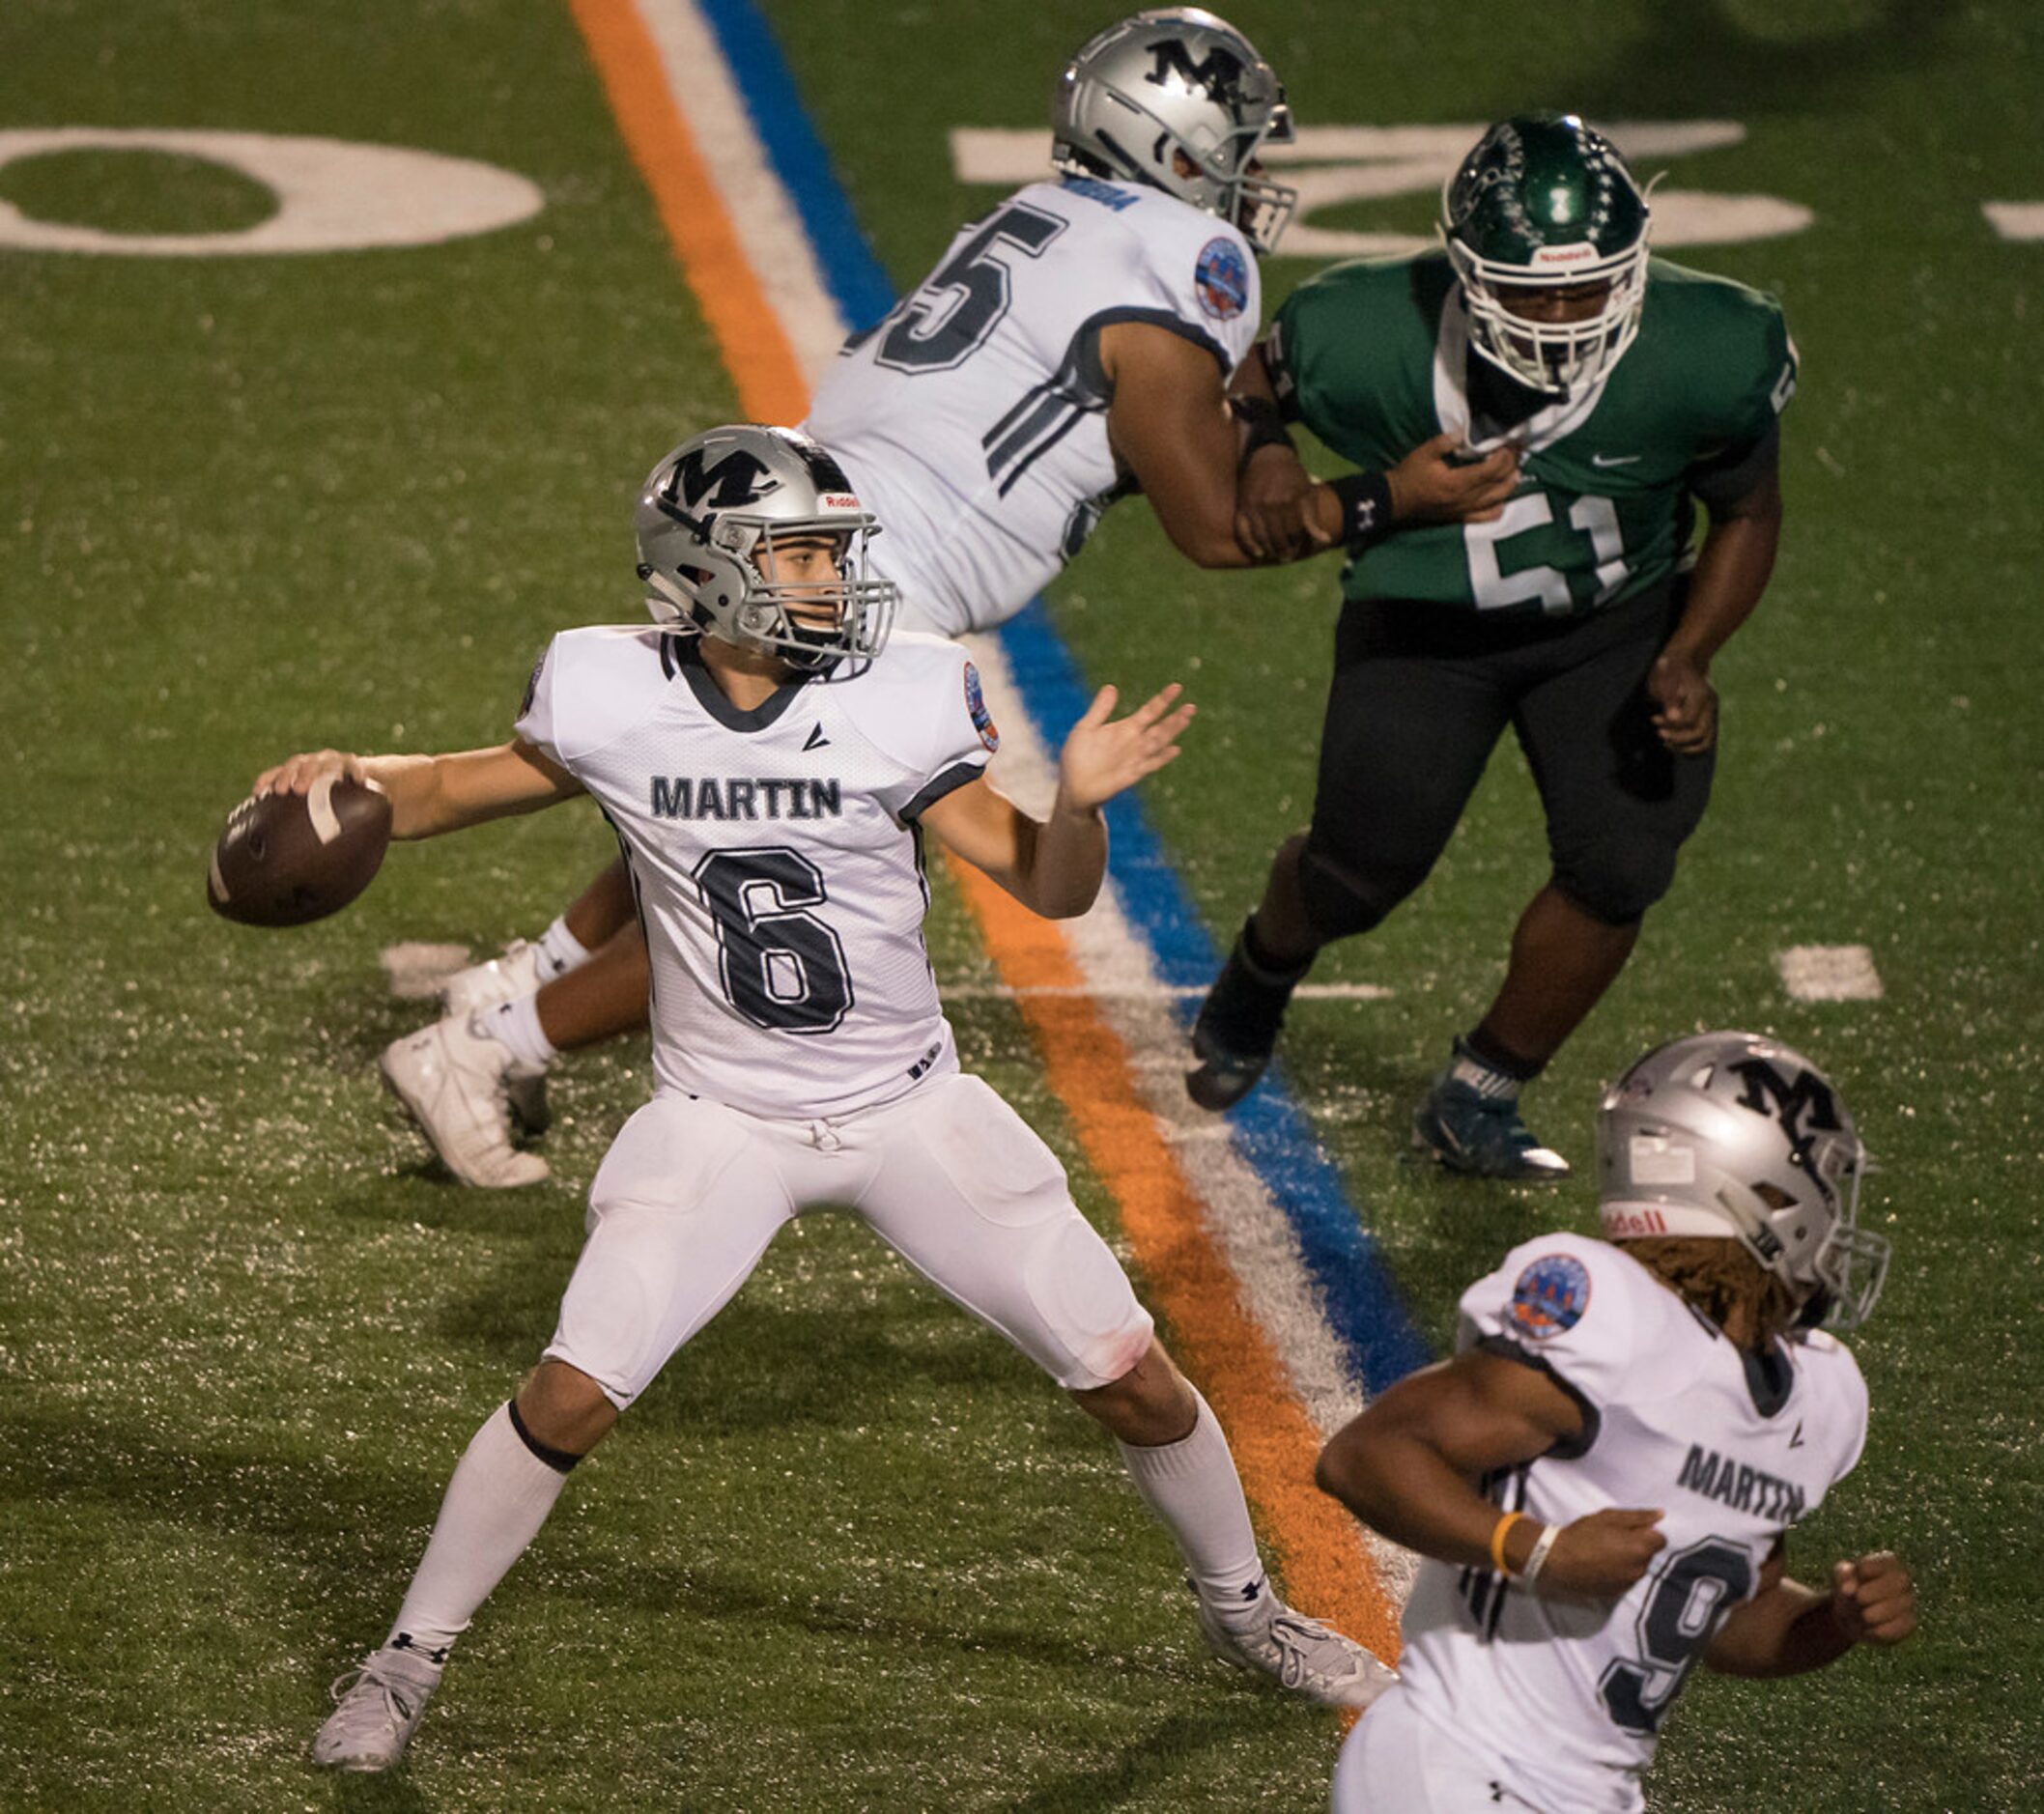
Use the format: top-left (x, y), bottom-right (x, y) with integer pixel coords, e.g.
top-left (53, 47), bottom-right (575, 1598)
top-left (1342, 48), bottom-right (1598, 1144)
top-left (1775, 945), bottom-right (1884, 1002)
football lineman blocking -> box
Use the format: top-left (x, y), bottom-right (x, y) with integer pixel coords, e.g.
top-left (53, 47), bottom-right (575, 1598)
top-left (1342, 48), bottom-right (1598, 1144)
top-left (270, 425), bottom-right (1394, 1773)
top-left (377, 7), bottom-right (1515, 1189)
top-left (1189, 114), bottom-right (1801, 1180)
top-left (1316, 1032), bottom-right (1916, 1812)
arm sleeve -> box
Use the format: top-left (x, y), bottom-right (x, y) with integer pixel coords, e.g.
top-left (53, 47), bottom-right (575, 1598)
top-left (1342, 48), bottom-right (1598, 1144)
top-left (1803, 1331), bottom-right (1871, 1488)
top-left (513, 637), bottom-right (568, 767)
top-left (1709, 293), bottom-right (1798, 451)
top-left (1455, 1237), bottom-right (1651, 1458)
top-left (1264, 282), bottom-right (1316, 420)
top-left (1687, 417), bottom-right (1780, 512)
top-left (1119, 213), bottom-right (1258, 378)
top-left (869, 643), bottom-right (996, 821)
top-left (1266, 267), bottom-right (1376, 445)
top-left (513, 626), bottom-right (667, 772)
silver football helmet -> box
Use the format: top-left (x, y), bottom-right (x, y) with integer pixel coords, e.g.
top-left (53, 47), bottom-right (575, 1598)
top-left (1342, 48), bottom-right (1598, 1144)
top-left (1597, 1032), bottom-right (1889, 1331)
top-left (634, 424), bottom-right (896, 671)
top-left (1051, 10), bottom-right (1296, 253)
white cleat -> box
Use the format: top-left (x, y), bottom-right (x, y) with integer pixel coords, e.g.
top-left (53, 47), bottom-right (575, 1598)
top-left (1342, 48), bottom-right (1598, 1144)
top-left (440, 937), bottom-right (548, 1016)
top-left (312, 1643), bottom-right (442, 1771)
top-left (440, 942), bottom-right (554, 1136)
top-left (1194, 1582), bottom-right (1399, 1713)
top-left (380, 1013), bottom-right (550, 1188)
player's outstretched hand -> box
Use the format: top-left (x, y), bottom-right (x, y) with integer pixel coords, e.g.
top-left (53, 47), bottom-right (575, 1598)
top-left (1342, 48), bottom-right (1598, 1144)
top-left (1058, 683), bottom-right (1195, 812)
top-left (256, 749), bottom-right (370, 798)
top-left (1386, 431), bottom-right (1520, 524)
top-left (1540, 1507), bottom-right (1667, 1597)
top-left (1647, 648), bottom-right (1718, 753)
top-left (1830, 1552), bottom-right (1917, 1648)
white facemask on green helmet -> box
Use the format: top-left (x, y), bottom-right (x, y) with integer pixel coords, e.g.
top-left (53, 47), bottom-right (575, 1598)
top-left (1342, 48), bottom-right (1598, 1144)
top-left (1442, 112), bottom-right (1653, 397)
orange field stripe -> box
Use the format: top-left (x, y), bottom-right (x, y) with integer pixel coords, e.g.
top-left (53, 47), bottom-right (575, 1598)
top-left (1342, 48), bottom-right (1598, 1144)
top-left (566, 0), bottom-right (810, 424)
top-left (949, 864), bottom-right (1399, 1662)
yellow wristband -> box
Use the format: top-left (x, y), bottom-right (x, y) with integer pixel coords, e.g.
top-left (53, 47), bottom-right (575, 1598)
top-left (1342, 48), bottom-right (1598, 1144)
top-left (1489, 1511), bottom-right (1526, 1576)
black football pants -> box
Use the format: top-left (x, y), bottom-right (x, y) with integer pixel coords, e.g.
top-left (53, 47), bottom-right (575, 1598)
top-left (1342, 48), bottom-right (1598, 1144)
top-left (1297, 580), bottom-right (1716, 942)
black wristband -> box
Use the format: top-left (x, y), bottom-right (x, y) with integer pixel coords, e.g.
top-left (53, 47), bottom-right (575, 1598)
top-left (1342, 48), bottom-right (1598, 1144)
top-left (1230, 394), bottom-right (1295, 469)
top-left (1325, 470), bottom-right (1394, 544)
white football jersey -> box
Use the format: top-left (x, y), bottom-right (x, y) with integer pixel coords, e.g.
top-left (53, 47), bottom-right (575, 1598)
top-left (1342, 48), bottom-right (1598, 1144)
top-left (1397, 1233), bottom-right (1869, 1814)
top-left (516, 627), bottom-right (998, 1120)
top-left (804, 177), bottom-right (1262, 636)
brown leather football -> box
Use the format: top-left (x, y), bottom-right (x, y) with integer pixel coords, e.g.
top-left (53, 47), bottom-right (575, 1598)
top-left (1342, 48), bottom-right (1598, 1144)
top-left (207, 776), bottom-right (393, 927)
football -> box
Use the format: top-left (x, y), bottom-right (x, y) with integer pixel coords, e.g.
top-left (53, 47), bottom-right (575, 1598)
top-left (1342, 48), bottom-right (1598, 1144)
top-left (207, 775), bottom-right (393, 927)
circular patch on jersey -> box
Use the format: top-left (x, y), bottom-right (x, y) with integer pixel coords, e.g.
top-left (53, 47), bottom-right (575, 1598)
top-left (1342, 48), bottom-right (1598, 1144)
top-left (1506, 1253), bottom-right (1592, 1339)
top-left (963, 661), bottom-right (999, 752)
top-left (1194, 236), bottom-right (1249, 322)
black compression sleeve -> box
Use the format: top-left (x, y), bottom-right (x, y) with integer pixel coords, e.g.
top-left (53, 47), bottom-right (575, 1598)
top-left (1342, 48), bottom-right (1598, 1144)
top-left (1687, 420), bottom-right (1781, 514)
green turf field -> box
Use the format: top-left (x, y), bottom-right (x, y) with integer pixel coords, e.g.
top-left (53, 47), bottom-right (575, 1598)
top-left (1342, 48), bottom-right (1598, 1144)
top-left (2, 1), bottom-right (2039, 1806)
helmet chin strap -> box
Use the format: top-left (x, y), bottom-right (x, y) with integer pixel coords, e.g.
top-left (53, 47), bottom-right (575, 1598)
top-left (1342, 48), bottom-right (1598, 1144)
top-left (641, 569), bottom-right (696, 627)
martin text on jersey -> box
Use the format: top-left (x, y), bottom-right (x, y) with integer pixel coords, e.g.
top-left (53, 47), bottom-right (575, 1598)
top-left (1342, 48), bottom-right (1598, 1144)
top-left (649, 777), bottom-right (843, 822)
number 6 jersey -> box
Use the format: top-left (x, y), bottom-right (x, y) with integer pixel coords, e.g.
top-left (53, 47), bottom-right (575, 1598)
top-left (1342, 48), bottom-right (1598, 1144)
top-left (517, 626), bottom-right (996, 1120)
top-left (1397, 1233), bottom-right (1868, 1814)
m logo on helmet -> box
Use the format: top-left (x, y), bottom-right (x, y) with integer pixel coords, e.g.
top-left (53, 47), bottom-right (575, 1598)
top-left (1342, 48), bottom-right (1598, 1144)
top-left (1144, 38), bottom-right (1247, 121)
top-left (667, 446), bottom-right (781, 513)
top-left (1729, 1059), bottom-right (1843, 1188)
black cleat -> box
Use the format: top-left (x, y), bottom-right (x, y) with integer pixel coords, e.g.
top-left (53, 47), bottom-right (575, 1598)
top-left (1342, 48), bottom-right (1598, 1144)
top-left (1185, 926), bottom-right (1307, 1113)
top-left (1410, 1048), bottom-right (1570, 1181)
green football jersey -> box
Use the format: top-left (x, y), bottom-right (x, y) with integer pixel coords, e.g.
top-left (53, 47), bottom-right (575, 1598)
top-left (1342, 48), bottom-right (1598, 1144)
top-left (1270, 252), bottom-right (1796, 616)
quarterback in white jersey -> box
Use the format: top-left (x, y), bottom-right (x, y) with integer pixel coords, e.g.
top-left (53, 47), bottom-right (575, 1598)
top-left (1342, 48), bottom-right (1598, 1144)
top-left (265, 426), bottom-right (1393, 1774)
top-left (515, 618), bottom-right (994, 1119)
top-left (379, 8), bottom-right (1517, 1191)
top-left (1318, 1032), bottom-right (1916, 1814)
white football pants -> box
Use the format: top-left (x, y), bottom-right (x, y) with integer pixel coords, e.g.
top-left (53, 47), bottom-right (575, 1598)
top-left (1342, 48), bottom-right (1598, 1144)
top-left (545, 1071), bottom-right (1155, 1405)
top-left (1331, 1686), bottom-right (1557, 1813)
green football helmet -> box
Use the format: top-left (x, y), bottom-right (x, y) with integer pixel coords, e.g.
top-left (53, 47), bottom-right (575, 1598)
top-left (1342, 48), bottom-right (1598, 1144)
top-left (1441, 113), bottom-right (1651, 396)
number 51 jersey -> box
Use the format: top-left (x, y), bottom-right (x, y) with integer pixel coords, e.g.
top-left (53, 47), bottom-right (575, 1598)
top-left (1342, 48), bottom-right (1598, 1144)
top-left (805, 177), bottom-right (1262, 636)
top-left (1397, 1233), bottom-right (1868, 1814)
top-left (517, 626), bottom-right (996, 1120)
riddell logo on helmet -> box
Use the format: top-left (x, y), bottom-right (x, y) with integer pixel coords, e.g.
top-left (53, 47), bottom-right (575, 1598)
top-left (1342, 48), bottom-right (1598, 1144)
top-left (1603, 1205), bottom-right (1669, 1237)
top-left (1531, 242), bottom-right (1598, 267)
top-left (820, 493), bottom-right (862, 510)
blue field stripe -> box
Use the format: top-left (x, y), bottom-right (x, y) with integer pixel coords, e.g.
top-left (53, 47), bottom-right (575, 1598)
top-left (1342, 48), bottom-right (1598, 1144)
top-left (704, 0), bottom-right (1430, 1395)
top-left (696, 0), bottom-right (896, 333)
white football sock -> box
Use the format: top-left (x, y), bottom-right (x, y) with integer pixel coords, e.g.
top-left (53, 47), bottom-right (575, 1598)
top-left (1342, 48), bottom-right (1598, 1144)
top-left (1116, 1388), bottom-right (1265, 1611)
top-left (481, 994), bottom-right (556, 1070)
top-left (538, 916), bottom-right (594, 980)
top-left (387, 1402), bottom-right (575, 1660)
